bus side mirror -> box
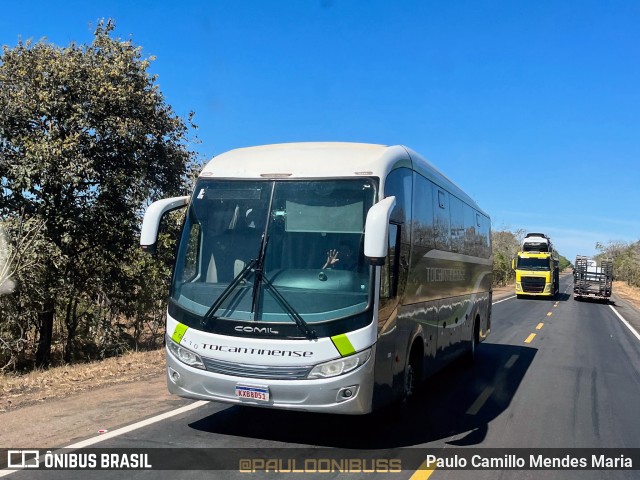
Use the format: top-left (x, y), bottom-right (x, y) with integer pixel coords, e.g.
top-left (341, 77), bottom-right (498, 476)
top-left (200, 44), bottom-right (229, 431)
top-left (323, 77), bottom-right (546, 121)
top-left (140, 196), bottom-right (190, 254)
top-left (364, 196), bottom-right (396, 266)
top-left (511, 258), bottom-right (515, 270)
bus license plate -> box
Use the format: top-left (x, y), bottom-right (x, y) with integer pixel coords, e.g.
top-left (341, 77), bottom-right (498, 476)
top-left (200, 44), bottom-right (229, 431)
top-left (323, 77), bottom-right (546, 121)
top-left (235, 384), bottom-right (269, 402)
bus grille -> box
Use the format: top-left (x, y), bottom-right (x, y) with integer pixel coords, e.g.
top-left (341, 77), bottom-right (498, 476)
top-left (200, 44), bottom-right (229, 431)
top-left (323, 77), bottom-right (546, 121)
top-left (201, 357), bottom-right (313, 380)
top-left (521, 276), bottom-right (546, 293)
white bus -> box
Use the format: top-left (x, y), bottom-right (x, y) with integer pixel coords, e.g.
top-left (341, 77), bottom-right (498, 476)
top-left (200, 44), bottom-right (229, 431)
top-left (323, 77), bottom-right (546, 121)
top-left (141, 143), bottom-right (492, 414)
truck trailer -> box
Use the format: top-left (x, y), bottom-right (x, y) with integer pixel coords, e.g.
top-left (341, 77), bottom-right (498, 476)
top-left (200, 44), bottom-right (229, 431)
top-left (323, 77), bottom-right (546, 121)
top-left (573, 256), bottom-right (613, 300)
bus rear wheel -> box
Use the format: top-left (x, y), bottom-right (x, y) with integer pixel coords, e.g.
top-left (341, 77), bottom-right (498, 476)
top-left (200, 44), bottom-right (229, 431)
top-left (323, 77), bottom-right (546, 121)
top-left (466, 316), bottom-right (480, 363)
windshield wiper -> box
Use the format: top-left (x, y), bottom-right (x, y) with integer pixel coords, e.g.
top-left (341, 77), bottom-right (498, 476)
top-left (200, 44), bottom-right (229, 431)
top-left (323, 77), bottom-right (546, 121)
top-left (261, 275), bottom-right (317, 339)
top-left (248, 233), bottom-right (316, 339)
top-left (250, 233), bottom-right (269, 316)
top-left (202, 258), bottom-right (257, 325)
top-left (250, 182), bottom-right (275, 319)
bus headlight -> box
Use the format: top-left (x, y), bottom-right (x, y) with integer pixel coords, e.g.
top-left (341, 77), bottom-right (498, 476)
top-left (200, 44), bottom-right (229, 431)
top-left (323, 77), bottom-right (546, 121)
top-left (308, 348), bottom-right (371, 379)
top-left (167, 337), bottom-right (205, 370)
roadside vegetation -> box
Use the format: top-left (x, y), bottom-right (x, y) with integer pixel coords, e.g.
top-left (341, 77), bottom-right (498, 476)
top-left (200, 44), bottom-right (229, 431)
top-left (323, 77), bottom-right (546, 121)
top-left (595, 241), bottom-right (640, 288)
top-left (0, 20), bottom-right (199, 372)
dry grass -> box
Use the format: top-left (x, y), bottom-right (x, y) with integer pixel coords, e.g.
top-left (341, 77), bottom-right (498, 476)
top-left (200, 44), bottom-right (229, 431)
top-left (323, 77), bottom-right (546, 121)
top-left (613, 281), bottom-right (640, 310)
top-left (0, 349), bottom-right (165, 412)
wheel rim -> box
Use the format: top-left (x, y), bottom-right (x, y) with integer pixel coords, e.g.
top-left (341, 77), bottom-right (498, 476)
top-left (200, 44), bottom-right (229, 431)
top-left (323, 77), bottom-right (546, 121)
top-left (404, 363), bottom-right (414, 399)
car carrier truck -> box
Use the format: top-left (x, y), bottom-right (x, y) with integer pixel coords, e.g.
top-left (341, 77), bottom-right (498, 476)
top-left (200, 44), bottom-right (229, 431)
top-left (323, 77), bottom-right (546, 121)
top-left (513, 233), bottom-right (560, 298)
top-left (573, 256), bottom-right (613, 300)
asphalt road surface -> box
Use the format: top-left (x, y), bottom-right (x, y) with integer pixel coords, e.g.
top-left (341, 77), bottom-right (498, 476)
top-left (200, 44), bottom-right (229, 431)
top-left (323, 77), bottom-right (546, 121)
top-left (4, 274), bottom-right (640, 480)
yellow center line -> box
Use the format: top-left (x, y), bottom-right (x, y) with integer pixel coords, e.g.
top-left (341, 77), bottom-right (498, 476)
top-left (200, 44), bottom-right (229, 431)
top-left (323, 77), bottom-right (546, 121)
top-left (536, 322), bottom-right (544, 330)
top-left (525, 333), bottom-right (536, 343)
top-left (546, 312), bottom-right (552, 317)
top-left (409, 460), bottom-right (437, 480)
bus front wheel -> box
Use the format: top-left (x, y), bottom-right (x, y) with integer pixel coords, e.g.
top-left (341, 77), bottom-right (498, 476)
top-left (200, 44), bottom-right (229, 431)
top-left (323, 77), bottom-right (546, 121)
top-left (402, 344), bottom-right (423, 406)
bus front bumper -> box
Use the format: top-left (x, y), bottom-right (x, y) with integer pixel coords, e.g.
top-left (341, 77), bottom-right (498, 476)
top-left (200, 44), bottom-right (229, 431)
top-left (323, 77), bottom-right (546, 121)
top-left (165, 348), bottom-right (375, 415)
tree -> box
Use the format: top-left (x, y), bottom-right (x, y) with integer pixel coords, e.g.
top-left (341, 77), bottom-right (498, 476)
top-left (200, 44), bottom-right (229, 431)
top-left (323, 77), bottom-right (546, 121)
top-left (0, 20), bottom-right (197, 367)
top-left (491, 228), bottom-right (523, 286)
top-left (596, 240), bottom-right (640, 287)
top-left (0, 215), bottom-right (49, 370)
top-left (558, 255), bottom-right (572, 271)
top-left (0, 224), bottom-right (16, 295)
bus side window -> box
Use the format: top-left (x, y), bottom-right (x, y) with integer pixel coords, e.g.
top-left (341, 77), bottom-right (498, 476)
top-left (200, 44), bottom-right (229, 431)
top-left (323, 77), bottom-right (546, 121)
top-left (434, 188), bottom-right (451, 251)
top-left (180, 223), bottom-right (201, 282)
top-left (380, 223), bottom-right (401, 299)
top-left (449, 195), bottom-right (464, 253)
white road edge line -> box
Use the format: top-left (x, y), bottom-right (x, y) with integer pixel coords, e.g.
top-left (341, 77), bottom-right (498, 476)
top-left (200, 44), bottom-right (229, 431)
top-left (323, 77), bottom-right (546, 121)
top-left (609, 305), bottom-right (640, 342)
top-left (66, 400), bottom-right (209, 449)
top-left (493, 295), bottom-right (516, 305)
top-left (0, 400), bottom-right (209, 478)
top-left (504, 354), bottom-right (519, 369)
top-left (466, 386), bottom-right (495, 415)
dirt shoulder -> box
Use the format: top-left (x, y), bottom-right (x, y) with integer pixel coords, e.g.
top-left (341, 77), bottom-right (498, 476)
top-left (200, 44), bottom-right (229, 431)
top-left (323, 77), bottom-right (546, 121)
top-left (1, 349), bottom-right (166, 412)
top-left (612, 280), bottom-right (640, 312)
top-left (492, 283), bottom-right (516, 300)
top-left (0, 350), bottom-right (189, 449)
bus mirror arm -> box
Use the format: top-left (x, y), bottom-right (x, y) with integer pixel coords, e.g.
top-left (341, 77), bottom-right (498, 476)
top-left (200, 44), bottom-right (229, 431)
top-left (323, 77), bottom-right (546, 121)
top-left (364, 196), bottom-right (396, 265)
top-left (140, 196), bottom-right (190, 254)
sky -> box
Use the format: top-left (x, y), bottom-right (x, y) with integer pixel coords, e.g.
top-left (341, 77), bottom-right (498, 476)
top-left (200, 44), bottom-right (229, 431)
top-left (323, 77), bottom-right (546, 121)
top-left (1, 0), bottom-right (639, 262)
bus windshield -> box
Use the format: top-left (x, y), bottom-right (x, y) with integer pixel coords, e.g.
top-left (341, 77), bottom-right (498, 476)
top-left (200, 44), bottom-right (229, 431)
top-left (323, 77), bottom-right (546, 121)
top-left (517, 257), bottom-right (550, 271)
top-left (170, 179), bottom-right (376, 329)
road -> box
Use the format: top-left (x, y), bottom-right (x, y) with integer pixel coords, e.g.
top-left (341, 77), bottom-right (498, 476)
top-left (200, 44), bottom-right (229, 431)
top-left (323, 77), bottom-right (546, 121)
top-left (3, 274), bottom-right (640, 479)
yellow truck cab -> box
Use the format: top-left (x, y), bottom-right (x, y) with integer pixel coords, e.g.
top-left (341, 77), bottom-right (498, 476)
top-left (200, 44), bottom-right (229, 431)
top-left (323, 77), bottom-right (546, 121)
top-left (513, 233), bottom-right (559, 298)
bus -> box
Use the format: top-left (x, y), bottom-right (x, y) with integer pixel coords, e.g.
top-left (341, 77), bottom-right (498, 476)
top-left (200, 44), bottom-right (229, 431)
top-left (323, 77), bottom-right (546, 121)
top-left (141, 143), bottom-right (492, 414)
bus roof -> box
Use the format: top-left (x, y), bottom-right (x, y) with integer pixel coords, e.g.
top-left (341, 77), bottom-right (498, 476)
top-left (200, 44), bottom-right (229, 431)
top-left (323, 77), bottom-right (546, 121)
top-left (199, 142), bottom-right (487, 216)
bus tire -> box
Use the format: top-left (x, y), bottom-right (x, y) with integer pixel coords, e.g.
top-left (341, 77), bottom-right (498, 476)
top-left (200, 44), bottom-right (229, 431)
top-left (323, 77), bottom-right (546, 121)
top-left (466, 316), bottom-right (480, 363)
top-left (401, 343), bottom-right (423, 407)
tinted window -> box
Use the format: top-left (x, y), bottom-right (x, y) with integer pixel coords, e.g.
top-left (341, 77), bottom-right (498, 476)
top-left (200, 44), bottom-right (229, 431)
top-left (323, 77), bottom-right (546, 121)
top-left (477, 213), bottom-right (491, 258)
top-left (433, 187), bottom-right (450, 250)
top-left (449, 195), bottom-right (464, 253)
top-left (384, 168), bottom-right (412, 246)
top-left (412, 174), bottom-right (435, 249)
top-left (463, 203), bottom-right (477, 256)
top-left (384, 168), bottom-right (412, 226)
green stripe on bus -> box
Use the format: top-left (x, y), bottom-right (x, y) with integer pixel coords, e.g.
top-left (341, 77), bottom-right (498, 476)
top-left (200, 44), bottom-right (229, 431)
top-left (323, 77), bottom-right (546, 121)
top-left (331, 334), bottom-right (356, 357)
top-left (171, 323), bottom-right (189, 344)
